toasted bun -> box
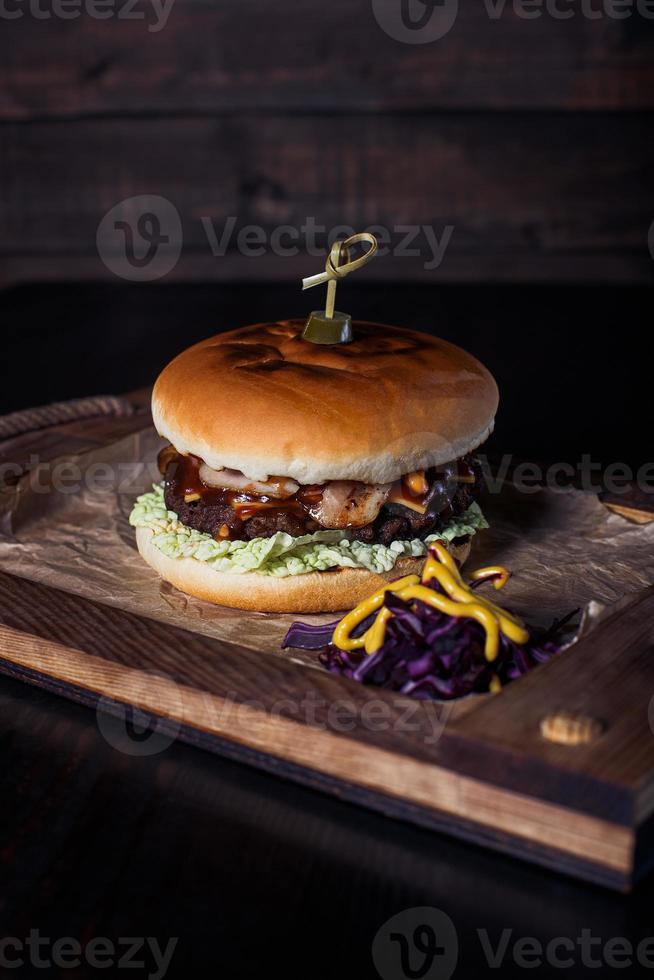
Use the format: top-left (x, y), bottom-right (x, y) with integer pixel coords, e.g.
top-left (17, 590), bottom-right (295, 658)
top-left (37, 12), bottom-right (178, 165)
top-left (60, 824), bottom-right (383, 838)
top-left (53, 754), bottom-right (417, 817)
top-left (152, 320), bottom-right (498, 484)
top-left (136, 526), bottom-right (471, 613)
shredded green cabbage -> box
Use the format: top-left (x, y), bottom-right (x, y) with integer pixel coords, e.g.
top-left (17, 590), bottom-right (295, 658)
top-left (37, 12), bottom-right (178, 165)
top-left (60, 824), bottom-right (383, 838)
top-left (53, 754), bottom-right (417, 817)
top-left (129, 484), bottom-right (488, 578)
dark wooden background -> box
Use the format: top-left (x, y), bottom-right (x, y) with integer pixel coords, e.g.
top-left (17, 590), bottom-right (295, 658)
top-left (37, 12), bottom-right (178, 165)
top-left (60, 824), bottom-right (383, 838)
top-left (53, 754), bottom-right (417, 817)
top-left (1, 3), bottom-right (654, 459)
top-left (1, 2), bottom-right (654, 285)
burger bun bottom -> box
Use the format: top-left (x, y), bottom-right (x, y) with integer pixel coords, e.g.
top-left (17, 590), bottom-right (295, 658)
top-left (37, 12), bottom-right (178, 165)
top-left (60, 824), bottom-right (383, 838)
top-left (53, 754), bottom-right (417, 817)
top-left (135, 526), bottom-right (472, 614)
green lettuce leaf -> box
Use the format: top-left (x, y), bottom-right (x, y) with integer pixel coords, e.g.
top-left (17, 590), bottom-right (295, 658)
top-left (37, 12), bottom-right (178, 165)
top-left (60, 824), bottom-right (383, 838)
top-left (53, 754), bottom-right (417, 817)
top-left (129, 484), bottom-right (488, 578)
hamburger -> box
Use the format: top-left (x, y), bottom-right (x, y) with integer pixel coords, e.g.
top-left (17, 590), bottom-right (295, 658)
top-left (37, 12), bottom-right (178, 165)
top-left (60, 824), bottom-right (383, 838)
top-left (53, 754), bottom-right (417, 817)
top-left (130, 320), bottom-right (498, 612)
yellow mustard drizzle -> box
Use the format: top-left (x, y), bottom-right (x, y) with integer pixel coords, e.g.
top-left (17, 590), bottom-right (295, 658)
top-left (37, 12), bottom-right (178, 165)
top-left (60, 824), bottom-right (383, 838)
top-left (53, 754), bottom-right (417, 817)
top-left (468, 565), bottom-right (511, 590)
top-left (331, 542), bottom-right (530, 663)
top-left (332, 574), bottom-right (420, 652)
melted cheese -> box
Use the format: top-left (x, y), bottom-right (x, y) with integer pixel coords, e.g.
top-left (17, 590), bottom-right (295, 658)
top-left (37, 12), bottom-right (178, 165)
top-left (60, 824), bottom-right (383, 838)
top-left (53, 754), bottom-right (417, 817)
top-left (405, 470), bottom-right (428, 496)
top-left (386, 470), bottom-right (430, 513)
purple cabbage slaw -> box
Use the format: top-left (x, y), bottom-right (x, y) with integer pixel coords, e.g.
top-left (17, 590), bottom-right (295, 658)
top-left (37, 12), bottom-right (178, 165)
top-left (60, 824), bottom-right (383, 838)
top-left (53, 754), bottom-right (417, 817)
top-left (282, 581), bottom-right (575, 701)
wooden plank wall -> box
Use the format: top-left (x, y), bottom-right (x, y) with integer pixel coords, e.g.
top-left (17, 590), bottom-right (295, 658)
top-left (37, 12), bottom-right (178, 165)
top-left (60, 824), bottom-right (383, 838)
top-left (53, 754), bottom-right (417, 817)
top-left (1, 1), bottom-right (654, 284)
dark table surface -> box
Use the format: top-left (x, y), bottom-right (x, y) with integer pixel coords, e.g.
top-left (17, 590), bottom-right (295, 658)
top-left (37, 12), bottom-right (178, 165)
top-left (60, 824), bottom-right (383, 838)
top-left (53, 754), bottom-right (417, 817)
top-left (2, 281), bottom-right (654, 978)
top-left (1, 668), bottom-right (654, 980)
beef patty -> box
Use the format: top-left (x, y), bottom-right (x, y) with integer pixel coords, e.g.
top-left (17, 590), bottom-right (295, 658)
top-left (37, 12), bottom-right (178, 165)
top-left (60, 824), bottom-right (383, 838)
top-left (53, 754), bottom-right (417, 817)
top-left (163, 455), bottom-right (483, 546)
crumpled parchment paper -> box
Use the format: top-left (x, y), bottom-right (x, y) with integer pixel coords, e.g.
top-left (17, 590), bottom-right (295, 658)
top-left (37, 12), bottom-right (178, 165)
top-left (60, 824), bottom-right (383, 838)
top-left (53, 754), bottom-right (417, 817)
top-left (0, 426), bottom-right (653, 670)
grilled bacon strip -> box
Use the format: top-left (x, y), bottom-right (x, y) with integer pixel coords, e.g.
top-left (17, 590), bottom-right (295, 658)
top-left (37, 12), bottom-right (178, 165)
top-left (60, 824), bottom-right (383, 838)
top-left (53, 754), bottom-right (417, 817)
top-left (198, 463), bottom-right (299, 499)
top-left (159, 447), bottom-right (482, 543)
top-left (301, 480), bottom-right (392, 529)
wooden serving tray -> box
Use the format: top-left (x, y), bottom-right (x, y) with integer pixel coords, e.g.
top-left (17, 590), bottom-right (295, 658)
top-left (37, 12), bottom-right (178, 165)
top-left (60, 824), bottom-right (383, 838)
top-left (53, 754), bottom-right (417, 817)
top-left (0, 398), bottom-right (653, 892)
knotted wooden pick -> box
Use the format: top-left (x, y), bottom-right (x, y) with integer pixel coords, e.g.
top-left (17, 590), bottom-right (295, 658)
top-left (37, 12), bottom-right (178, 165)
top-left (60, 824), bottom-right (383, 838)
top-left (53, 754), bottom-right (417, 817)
top-left (301, 232), bottom-right (378, 344)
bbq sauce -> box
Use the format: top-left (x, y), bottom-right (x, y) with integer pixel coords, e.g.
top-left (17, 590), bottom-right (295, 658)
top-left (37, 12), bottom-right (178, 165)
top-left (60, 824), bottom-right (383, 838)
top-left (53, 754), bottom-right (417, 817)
top-left (158, 446), bottom-right (479, 538)
top-left (162, 450), bottom-right (311, 528)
